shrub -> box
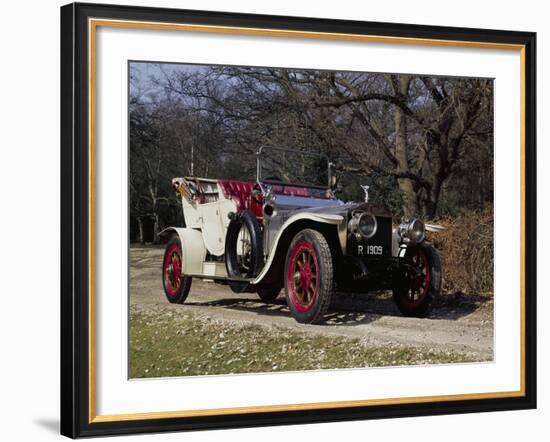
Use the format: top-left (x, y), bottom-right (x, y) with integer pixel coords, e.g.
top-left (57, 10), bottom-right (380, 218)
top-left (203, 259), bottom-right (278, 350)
top-left (428, 207), bottom-right (493, 296)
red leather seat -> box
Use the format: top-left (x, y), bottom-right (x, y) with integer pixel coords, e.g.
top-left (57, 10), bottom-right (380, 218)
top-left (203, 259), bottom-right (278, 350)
top-left (271, 185), bottom-right (311, 197)
top-left (218, 180), bottom-right (263, 219)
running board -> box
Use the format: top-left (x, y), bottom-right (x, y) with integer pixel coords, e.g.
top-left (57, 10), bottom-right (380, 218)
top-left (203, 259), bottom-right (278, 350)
top-left (185, 261), bottom-right (255, 283)
top-left (186, 273), bottom-right (254, 283)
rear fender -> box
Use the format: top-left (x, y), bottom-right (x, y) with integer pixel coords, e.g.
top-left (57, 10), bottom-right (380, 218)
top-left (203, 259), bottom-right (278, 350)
top-left (159, 227), bottom-right (206, 275)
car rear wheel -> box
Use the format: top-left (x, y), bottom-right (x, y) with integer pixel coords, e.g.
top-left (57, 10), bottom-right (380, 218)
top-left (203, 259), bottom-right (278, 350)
top-left (392, 245), bottom-right (441, 317)
top-left (284, 229), bottom-right (334, 324)
top-left (162, 236), bottom-right (192, 304)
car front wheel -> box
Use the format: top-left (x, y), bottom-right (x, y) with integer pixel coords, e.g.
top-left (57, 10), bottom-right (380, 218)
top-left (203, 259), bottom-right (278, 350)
top-left (284, 229), bottom-right (334, 324)
top-left (392, 245), bottom-right (441, 317)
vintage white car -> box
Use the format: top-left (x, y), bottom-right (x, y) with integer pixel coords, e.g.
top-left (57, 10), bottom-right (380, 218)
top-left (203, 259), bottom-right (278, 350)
top-left (161, 147), bottom-right (442, 324)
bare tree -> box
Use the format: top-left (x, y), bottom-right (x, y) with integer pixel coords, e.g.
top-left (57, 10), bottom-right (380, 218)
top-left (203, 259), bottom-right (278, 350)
top-left (179, 67), bottom-right (493, 218)
top-left (128, 62), bottom-right (493, 242)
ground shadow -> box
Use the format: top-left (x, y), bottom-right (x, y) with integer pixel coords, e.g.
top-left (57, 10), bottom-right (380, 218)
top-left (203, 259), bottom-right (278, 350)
top-left (186, 290), bottom-right (491, 325)
top-left (332, 291), bottom-right (491, 321)
top-left (430, 292), bottom-right (493, 320)
top-left (187, 297), bottom-right (383, 326)
top-left (188, 298), bottom-right (294, 319)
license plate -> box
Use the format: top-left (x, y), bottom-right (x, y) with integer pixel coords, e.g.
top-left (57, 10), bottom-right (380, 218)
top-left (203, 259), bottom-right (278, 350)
top-left (357, 245), bottom-right (383, 256)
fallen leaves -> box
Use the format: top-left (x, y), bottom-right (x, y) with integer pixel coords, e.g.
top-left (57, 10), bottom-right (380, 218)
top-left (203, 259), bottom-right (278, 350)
top-left (129, 306), bottom-right (485, 379)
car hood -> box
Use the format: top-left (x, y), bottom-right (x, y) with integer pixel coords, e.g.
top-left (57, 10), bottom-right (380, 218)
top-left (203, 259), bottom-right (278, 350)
top-left (293, 201), bottom-right (368, 217)
top-left (290, 200), bottom-right (391, 218)
top-left (274, 194), bottom-right (390, 218)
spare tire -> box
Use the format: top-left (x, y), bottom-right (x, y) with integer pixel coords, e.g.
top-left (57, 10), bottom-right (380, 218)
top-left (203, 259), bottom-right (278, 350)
top-left (225, 210), bottom-right (264, 284)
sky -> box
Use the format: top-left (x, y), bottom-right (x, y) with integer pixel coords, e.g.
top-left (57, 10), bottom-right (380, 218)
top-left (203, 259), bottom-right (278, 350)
top-left (129, 61), bottom-right (205, 102)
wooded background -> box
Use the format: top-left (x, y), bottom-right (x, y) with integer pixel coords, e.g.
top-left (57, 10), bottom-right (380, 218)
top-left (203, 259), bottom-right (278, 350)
top-left (129, 62), bottom-right (493, 245)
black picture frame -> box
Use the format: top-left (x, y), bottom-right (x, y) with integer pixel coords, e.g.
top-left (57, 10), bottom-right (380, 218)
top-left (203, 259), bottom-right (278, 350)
top-left (61, 2), bottom-right (537, 438)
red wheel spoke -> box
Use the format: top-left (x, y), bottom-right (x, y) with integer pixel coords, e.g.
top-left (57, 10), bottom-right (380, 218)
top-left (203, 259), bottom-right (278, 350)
top-left (401, 249), bottom-right (431, 308)
top-left (287, 241), bottom-right (319, 312)
top-left (163, 243), bottom-right (184, 298)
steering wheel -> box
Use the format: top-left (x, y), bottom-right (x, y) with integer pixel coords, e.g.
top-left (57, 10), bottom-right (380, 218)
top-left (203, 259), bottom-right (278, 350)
top-left (264, 175), bottom-right (283, 182)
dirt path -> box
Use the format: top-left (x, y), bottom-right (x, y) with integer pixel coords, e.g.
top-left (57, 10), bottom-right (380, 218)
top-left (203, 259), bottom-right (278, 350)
top-left (130, 246), bottom-right (494, 359)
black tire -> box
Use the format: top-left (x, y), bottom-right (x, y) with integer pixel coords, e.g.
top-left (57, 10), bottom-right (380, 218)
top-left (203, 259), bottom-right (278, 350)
top-left (257, 285), bottom-right (281, 302)
top-left (284, 229), bottom-right (334, 324)
top-left (392, 245), bottom-right (441, 317)
top-left (225, 210), bottom-right (263, 282)
top-left (225, 210), bottom-right (264, 293)
top-left (162, 235), bottom-right (192, 304)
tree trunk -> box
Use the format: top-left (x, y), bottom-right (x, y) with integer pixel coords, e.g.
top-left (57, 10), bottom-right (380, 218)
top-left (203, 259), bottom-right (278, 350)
top-left (137, 217), bottom-right (145, 245)
top-left (393, 75), bottom-right (418, 218)
top-left (152, 213), bottom-right (161, 244)
top-left (424, 177), bottom-right (442, 219)
top-left (398, 176), bottom-right (418, 218)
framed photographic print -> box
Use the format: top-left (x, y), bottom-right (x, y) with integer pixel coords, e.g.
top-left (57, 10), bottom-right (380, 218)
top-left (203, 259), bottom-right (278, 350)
top-left (60, 2), bottom-right (537, 438)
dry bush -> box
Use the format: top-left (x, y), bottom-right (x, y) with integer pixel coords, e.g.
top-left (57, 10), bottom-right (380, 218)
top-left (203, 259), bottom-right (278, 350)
top-left (428, 207), bottom-right (494, 296)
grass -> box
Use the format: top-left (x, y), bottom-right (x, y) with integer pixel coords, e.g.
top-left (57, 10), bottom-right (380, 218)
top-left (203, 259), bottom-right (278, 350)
top-left (129, 308), bottom-right (483, 378)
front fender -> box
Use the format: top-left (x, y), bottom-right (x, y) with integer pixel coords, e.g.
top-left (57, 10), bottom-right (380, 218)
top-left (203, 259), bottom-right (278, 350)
top-left (393, 238), bottom-right (438, 258)
top-left (159, 227), bottom-right (206, 275)
top-left (392, 223), bottom-right (444, 257)
top-left (252, 212), bottom-right (344, 284)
